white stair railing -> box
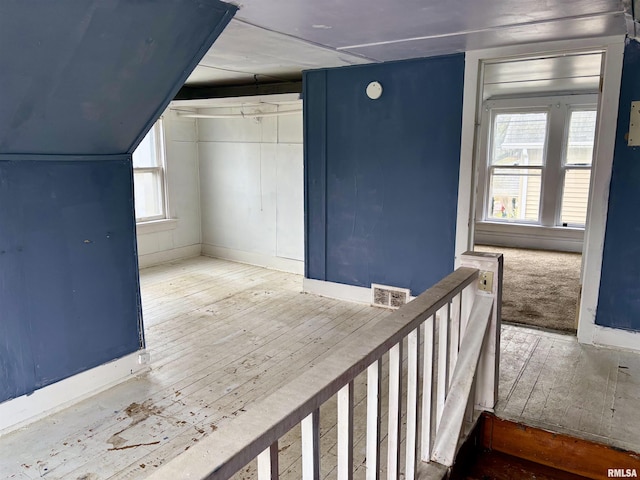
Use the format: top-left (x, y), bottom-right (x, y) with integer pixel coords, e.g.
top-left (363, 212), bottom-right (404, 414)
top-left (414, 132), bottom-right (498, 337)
top-left (147, 252), bottom-right (502, 480)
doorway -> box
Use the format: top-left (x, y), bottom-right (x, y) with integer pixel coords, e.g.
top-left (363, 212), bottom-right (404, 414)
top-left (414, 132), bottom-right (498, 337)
top-left (468, 49), bottom-right (606, 334)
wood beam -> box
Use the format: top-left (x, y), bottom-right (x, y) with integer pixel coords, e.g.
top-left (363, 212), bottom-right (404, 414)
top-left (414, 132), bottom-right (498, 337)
top-left (174, 81), bottom-right (302, 101)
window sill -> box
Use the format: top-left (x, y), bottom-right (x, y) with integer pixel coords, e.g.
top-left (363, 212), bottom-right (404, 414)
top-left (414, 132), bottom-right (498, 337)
top-left (475, 221), bottom-right (584, 252)
top-left (136, 218), bottom-right (178, 235)
top-left (476, 221), bottom-right (584, 235)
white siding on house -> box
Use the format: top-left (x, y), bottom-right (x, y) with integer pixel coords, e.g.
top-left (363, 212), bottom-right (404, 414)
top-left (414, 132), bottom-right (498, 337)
top-left (561, 169), bottom-right (591, 225)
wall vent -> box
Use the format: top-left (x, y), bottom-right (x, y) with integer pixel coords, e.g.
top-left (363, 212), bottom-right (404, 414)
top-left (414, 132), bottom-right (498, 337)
top-left (371, 284), bottom-right (411, 309)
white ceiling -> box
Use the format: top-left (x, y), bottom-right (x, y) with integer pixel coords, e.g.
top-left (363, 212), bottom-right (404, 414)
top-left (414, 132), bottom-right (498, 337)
top-left (187, 20), bottom-right (368, 86)
top-left (186, 0), bottom-right (629, 87)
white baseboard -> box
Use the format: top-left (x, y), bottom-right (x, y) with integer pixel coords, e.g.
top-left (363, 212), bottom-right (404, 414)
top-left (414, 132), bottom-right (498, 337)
top-left (201, 244), bottom-right (304, 275)
top-left (475, 222), bottom-right (583, 253)
top-left (591, 325), bottom-right (640, 353)
top-left (138, 244), bottom-right (201, 269)
top-left (303, 278), bottom-right (373, 304)
top-left (0, 350), bottom-right (149, 436)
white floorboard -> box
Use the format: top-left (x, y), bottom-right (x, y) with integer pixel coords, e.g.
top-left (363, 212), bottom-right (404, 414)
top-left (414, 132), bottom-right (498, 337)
top-left (0, 257), bottom-right (639, 480)
top-left (496, 323), bottom-right (640, 453)
top-left (0, 257), bottom-right (387, 480)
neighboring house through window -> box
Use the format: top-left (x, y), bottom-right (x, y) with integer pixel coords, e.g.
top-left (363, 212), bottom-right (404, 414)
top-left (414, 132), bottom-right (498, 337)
top-left (478, 95), bottom-right (597, 229)
top-left (133, 120), bottom-right (167, 222)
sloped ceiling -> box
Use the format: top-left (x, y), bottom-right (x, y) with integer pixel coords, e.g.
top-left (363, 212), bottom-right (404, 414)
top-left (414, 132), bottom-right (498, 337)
top-left (186, 0), bottom-right (628, 87)
top-left (0, 0), bottom-right (236, 155)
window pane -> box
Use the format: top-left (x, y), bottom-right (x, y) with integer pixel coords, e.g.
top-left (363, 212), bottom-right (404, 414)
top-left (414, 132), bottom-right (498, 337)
top-left (134, 171), bottom-right (163, 220)
top-left (491, 112), bottom-right (547, 166)
top-left (565, 110), bottom-right (596, 166)
top-left (132, 128), bottom-right (157, 168)
top-left (561, 169), bottom-right (591, 226)
top-left (488, 168), bottom-right (541, 222)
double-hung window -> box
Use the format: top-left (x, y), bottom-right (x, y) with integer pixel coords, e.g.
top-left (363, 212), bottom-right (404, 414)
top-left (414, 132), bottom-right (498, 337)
top-left (479, 95), bottom-right (597, 229)
top-left (560, 109), bottom-right (597, 226)
top-left (486, 110), bottom-right (547, 222)
top-left (133, 120), bottom-right (167, 222)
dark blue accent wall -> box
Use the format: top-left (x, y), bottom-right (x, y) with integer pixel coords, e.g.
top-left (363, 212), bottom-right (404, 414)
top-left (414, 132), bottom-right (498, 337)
top-left (596, 39), bottom-right (640, 332)
top-left (0, 0), bottom-right (236, 155)
top-left (0, 159), bottom-right (141, 401)
top-left (303, 55), bottom-right (465, 294)
top-left (0, 0), bottom-right (236, 404)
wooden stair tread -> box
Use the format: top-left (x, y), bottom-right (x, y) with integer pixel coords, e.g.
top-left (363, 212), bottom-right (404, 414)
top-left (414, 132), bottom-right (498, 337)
top-left (480, 413), bottom-right (640, 479)
top-left (453, 449), bottom-right (590, 480)
top-left (446, 413), bottom-right (640, 480)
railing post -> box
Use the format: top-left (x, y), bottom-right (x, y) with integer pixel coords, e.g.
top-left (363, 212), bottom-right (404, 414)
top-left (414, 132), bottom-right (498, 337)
top-left (257, 442), bottom-right (279, 480)
top-left (420, 316), bottom-right (436, 462)
top-left (459, 251), bottom-right (503, 410)
top-left (436, 303), bottom-right (450, 428)
top-left (387, 341), bottom-right (403, 480)
top-left (366, 361), bottom-right (382, 480)
top-left (301, 409), bottom-right (321, 480)
top-left (405, 327), bottom-right (421, 480)
top-left (337, 382), bottom-right (354, 480)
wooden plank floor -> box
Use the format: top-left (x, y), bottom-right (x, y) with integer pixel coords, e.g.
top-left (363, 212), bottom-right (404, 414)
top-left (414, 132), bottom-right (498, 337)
top-left (0, 257), bottom-right (389, 480)
top-left (0, 257), bottom-right (639, 480)
top-left (497, 324), bottom-right (640, 454)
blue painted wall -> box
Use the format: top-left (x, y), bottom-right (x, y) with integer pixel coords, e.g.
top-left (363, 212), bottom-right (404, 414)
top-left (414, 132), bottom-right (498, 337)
top-left (0, 0), bottom-right (236, 155)
top-left (0, 0), bottom-right (236, 404)
top-left (0, 159), bottom-right (141, 401)
top-left (303, 54), bottom-right (465, 294)
top-left (597, 38), bottom-right (640, 332)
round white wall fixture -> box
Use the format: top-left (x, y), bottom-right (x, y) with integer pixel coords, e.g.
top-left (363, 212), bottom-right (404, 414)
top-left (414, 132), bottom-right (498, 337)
top-left (366, 81), bottom-right (383, 100)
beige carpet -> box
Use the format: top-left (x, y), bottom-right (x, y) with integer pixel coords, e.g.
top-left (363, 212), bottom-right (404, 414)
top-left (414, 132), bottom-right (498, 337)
top-left (475, 245), bottom-right (581, 333)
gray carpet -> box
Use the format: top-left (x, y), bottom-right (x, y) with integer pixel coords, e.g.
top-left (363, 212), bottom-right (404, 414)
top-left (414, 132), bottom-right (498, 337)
top-left (475, 245), bottom-right (581, 333)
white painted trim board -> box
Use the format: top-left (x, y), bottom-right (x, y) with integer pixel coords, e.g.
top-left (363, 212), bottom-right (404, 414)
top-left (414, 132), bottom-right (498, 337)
top-left (138, 244), bottom-right (202, 269)
top-left (592, 325), bottom-right (640, 353)
top-left (577, 39), bottom-right (627, 347)
top-left (136, 218), bottom-right (178, 235)
top-left (202, 244), bottom-right (304, 275)
top-left (0, 351), bottom-right (148, 436)
top-left (303, 278), bottom-right (372, 304)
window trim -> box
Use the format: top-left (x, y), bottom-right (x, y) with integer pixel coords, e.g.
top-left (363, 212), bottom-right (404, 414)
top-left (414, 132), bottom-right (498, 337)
top-left (477, 94), bottom-right (597, 229)
top-left (134, 119), bottom-right (170, 224)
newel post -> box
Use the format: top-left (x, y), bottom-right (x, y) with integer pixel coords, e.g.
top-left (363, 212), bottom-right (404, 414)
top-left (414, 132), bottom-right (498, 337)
top-left (459, 251), bottom-right (503, 410)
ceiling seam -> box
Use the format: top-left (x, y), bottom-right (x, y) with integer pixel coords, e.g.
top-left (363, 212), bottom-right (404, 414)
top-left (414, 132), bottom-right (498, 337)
top-left (232, 17), bottom-right (381, 63)
top-left (337, 10), bottom-right (625, 50)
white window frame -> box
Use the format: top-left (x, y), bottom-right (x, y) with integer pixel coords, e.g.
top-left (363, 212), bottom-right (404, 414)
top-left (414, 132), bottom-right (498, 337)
top-left (476, 94), bottom-right (597, 229)
top-left (559, 106), bottom-right (598, 227)
top-left (133, 119), bottom-right (169, 224)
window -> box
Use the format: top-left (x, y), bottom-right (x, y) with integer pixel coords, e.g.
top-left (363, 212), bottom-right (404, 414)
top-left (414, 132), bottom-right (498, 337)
top-left (133, 120), bottom-right (166, 222)
top-left (560, 109), bottom-right (596, 226)
top-left (479, 96), bottom-right (597, 228)
top-left (487, 111), bottom-right (546, 222)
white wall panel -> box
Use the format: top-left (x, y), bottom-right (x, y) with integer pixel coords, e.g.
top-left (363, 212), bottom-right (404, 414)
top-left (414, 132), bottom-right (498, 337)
top-left (277, 108), bottom-right (303, 144)
top-left (198, 99), bottom-right (304, 270)
top-left (166, 140), bottom-right (201, 244)
top-left (276, 144), bottom-right (304, 260)
top-left (200, 142), bottom-right (277, 256)
top-left (197, 106), bottom-right (278, 143)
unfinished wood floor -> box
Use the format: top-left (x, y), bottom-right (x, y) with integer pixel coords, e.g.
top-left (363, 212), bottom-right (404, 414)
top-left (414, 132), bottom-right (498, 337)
top-left (1, 256), bottom-right (639, 480)
top-left (497, 324), bottom-right (640, 454)
top-left (0, 257), bottom-right (390, 480)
